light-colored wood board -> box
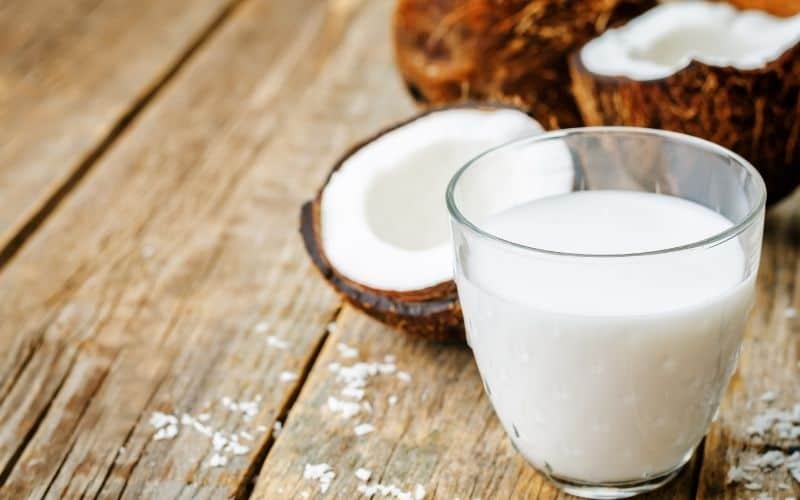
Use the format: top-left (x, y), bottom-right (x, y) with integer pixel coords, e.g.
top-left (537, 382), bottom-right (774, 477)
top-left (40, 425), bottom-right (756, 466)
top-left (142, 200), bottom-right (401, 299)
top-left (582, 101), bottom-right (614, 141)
top-left (251, 307), bottom-right (697, 499)
top-left (0, 0), bottom-right (234, 251)
top-left (697, 195), bottom-right (800, 499)
top-left (0, 0), bottom-right (413, 496)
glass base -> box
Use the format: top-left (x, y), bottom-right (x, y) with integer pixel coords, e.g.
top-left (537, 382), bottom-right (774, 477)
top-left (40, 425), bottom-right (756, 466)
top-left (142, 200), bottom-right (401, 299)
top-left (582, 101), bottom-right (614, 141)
top-left (540, 453), bottom-right (691, 499)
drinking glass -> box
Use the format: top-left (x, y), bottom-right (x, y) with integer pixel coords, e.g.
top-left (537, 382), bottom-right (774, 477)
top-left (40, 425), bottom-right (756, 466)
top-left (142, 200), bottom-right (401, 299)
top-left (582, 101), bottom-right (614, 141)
top-left (446, 127), bottom-right (766, 499)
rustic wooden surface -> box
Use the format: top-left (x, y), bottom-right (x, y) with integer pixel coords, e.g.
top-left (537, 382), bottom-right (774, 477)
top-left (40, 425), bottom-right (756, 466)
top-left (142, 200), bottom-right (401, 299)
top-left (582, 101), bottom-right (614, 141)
top-left (0, 0), bottom-right (239, 259)
top-left (697, 201), bottom-right (800, 500)
top-left (0, 0), bottom-right (797, 499)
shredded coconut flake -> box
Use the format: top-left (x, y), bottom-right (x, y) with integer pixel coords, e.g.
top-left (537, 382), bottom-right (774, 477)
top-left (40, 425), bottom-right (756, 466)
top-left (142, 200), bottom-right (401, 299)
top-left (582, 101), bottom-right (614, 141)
top-left (791, 463), bottom-right (800, 484)
top-left (745, 481), bottom-right (763, 490)
top-left (378, 363), bottom-right (397, 375)
top-left (149, 411), bottom-right (178, 429)
top-left (207, 453), bottom-right (228, 468)
top-left (355, 468), bottom-right (372, 482)
top-left (357, 481), bottom-right (420, 499)
top-left (193, 420), bottom-right (213, 436)
top-left (153, 424), bottom-right (178, 440)
top-left (254, 321), bottom-right (270, 333)
top-left (328, 396), bottom-right (361, 419)
top-left (150, 412), bottom-right (180, 441)
top-left (727, 465), bottom-right (752, 484)
top-left (337, 342), bottom-right (359, 358)
top-left (728, 450), bottom-right (800, 491)
top-left (304, 463), bottom-right (335, 494)
top-left (279, 371), bottom-right (298, 382)
top-left (785, 307), bottom-right (797, 318)
top-left (747, 405), bottom-right (800, 438)
top-left (342, 386), bottom-right (365, 401)
top-left (267, 336), bottom-right (290, 349)
top-left (273, 421), bottom-right (283, 437)
top-left (354, 423), bottom-right (374, 436)
top-left (397, 371), bottom-right (411, 383)
top-left (212, 432), bottom-right (228, 451)
top-left (226, 440), bottom-right (250, 456)
top-left (388, 395), bottom-right (398, 406)
top-left (761, 391), bottom-right (778, 403)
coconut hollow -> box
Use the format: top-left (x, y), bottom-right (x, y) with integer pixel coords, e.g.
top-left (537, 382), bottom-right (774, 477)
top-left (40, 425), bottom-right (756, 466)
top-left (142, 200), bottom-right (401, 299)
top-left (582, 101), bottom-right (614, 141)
top-left (300, 105), bottom-right (543, 342)
top-left (393, 0), bottom-right (656, 130)
top-left (570, 2), bottom-right (800, 202)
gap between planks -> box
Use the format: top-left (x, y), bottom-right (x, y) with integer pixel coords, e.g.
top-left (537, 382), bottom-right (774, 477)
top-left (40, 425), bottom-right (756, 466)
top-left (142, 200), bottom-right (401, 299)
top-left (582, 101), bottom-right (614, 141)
top-left (0, 2), bottom-right (400, 496)
top-left (689, 439), bottom-right (706, 500)
top-left (234, 306), bottom-right (343, 500)
top-left (0, 0), bottom-right (253, 486)
top-left (0, 0), bottom-right (258, 477)
top-left (0, 0), bottom-right (250, 271)
top-left (0, 350), bottom-right (77, 487)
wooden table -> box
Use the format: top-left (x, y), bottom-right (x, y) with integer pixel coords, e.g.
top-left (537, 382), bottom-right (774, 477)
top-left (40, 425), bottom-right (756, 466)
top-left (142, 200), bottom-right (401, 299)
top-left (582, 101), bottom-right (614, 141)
top-left (0, 0), bottom-right (797, 498)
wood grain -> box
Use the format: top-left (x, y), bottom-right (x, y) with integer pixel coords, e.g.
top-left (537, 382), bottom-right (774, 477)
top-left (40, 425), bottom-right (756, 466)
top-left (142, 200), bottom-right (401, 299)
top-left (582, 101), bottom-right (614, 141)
top-left (2, 0), bottom-right (794, 496)
top-left (697, 195), bottom-right (800, 499)
top-left (0, 0), bottom-right (235, 257)
top-left (0, 0), bottom-right (413, 496)
top-left (251, 307), bottom-right (697, 499)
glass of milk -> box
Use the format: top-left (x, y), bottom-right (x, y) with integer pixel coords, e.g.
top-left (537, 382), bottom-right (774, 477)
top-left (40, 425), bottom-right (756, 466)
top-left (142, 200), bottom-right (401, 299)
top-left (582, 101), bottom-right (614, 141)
top-left (446, 128), bottom-right (766, 499)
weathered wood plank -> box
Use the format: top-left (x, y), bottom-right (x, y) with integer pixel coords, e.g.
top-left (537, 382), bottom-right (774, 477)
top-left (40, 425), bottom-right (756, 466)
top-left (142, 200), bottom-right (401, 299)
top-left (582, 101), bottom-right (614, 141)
top-left (697, 196), bottom-right (800, 499)
top-left (0, 0), bottom-right (236, 254)
top-left (251, 307), bottom-right (697, 499)
top-left (0, 0), bottom-right (413, 497)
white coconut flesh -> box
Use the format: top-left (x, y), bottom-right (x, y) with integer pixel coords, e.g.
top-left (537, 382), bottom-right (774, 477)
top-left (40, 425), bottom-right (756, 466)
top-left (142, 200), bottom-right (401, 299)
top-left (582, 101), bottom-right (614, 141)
top-left (320, 108), bottom-right (548, 292)
top-left (581, 1), bottom-right (800, 80)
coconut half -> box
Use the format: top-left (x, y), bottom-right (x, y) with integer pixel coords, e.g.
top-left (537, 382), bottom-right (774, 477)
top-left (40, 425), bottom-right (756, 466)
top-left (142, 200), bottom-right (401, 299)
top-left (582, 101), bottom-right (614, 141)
top-left (570, 1), bottom-right (800, 202)
top-left (300, 106), bottom-right (548, 341)
top-left (393, 0), bottom-right (656, 130)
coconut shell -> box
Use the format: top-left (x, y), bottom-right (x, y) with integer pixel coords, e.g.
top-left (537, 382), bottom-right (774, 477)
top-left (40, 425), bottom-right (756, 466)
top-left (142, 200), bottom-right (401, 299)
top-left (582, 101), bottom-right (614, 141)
top-left (569, 44), bottom-right (800, 203)
top-left (393, 0), bottom-right (656, 130)
top-left (299, 109), bottom-right (477, 343)
top-left (726, 0), bottom-right (800, 17)
top-left (300, 201), bottom-right (464, 342)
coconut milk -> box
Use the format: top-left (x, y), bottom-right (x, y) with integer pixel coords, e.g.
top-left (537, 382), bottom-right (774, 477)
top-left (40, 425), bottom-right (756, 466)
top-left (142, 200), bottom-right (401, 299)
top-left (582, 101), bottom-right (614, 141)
top-left (456, 190), bottom-right (754, 482)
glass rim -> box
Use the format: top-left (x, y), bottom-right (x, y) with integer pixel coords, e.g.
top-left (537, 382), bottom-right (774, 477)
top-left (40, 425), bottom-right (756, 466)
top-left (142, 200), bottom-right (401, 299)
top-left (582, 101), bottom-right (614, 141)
top-left (445, 126), bottom-right (767, 259)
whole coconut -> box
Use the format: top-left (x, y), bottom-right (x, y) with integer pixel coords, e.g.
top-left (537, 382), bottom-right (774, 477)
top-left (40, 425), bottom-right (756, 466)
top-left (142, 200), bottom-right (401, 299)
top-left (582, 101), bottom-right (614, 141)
top-left (727, 0), bottom-right (800, 17)
top-left (393, 0), bottom-right (656, 129)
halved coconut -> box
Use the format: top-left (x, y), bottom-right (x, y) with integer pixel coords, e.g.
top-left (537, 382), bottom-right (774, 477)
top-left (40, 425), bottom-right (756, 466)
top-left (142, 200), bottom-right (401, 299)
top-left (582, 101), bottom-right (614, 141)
top-left (300, 106), bottom-right (546, 342)
top-left (727, 0), bottom-right (800, 17)
top-left (570, 1), bottom-right (800, 202)
top-left (393, 0), bottom-right (656, 129)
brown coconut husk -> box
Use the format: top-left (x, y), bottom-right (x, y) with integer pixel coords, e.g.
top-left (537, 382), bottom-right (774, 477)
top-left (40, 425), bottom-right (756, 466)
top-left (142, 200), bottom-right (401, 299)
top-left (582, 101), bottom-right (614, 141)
top-left (300, 109), bottom-right (472, 343)
top-left (569, 44), bottom-right (800, 203)
top-left (393, 0), bottom-right (656, 130)
top-left (726, 0), bottom-right (800, 17)
top-left (300, 202), bottom-right (463, 342)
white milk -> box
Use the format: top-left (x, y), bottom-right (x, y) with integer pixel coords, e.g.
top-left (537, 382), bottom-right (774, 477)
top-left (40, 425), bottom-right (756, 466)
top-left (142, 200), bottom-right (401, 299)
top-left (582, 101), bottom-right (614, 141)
top-left (456, 190), bottom-right (754, 483)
